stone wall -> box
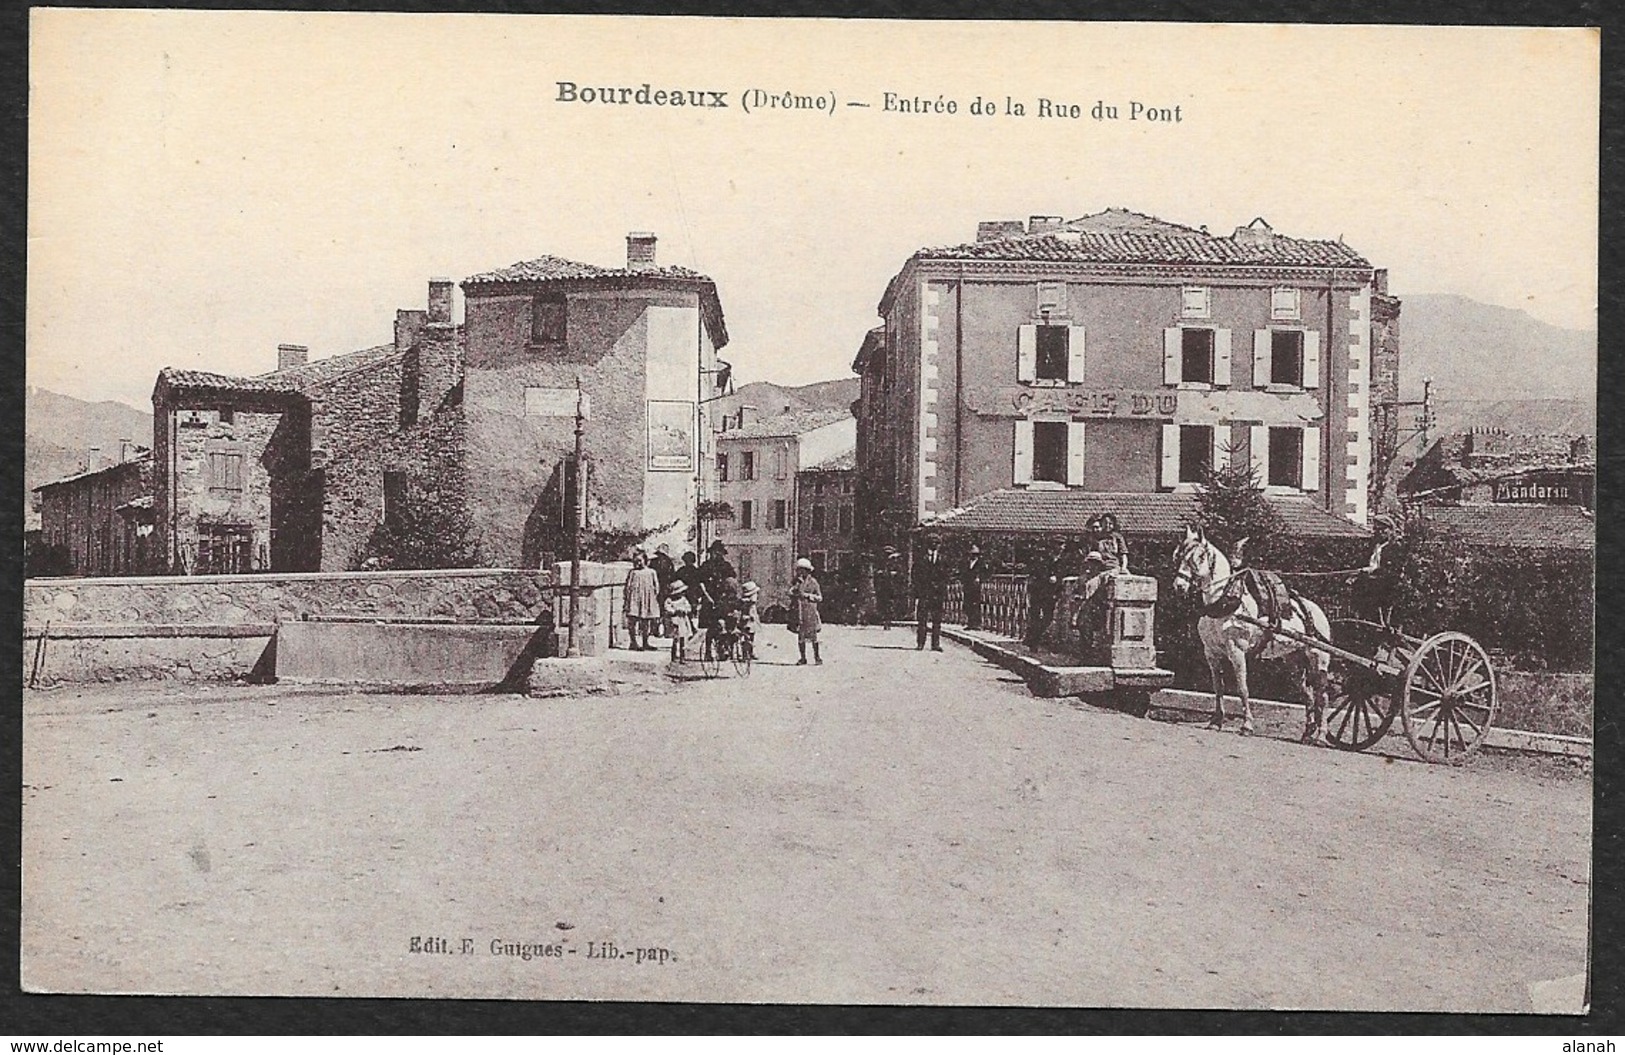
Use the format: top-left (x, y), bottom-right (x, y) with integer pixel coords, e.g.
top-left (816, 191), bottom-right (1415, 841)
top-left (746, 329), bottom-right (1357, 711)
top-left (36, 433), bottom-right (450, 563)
top-left (25, 567), bottom-right (553, 630)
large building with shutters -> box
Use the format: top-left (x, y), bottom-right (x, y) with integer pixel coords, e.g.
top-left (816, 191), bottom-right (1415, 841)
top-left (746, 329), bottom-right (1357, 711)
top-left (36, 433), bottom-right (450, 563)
top-left (853, 209), bottom-right (1399, 549)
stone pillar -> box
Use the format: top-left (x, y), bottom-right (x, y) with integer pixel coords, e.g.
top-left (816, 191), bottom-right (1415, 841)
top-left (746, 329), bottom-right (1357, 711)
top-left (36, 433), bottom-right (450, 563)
top-left (551, 560), bottom-right (631, 657)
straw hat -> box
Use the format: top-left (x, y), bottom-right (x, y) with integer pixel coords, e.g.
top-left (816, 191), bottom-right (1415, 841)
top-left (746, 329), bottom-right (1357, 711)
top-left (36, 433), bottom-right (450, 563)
top-left (795, 557), bottom-right (814, 571)
top-left (741, 580), bottom-right (760, 599)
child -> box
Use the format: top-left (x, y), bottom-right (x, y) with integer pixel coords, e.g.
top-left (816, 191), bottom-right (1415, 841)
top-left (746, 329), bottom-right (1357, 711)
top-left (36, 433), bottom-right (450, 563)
top-left (736, 580), bottom-right (761, 658)
top-left (791, 557), bottom-right (824, 666)
top-left (664, 580), bottom-right (696, 661)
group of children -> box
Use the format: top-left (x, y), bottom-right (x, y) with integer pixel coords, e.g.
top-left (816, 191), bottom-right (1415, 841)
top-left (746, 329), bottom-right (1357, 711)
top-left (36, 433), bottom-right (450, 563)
top-left (659, 574), bottom-right (760, 663)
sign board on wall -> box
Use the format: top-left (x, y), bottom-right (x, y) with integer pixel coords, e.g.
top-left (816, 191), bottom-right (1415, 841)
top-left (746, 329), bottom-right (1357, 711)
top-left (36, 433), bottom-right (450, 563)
top-left (524, 387), bottom-right (590, 419)
top-left (647, 400), bottom-right (695, 471)
top-left (1490, 471), bottom-right (1591, 505)
top-left (968, 387), bottom-right (1179, 419)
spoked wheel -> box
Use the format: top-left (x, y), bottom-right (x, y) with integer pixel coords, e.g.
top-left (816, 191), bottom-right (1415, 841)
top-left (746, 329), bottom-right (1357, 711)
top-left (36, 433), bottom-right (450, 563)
top-left (1324, 660), bottom-right (1397, 751)
top-left (1401, 631), bottom-right (1498, 764)
top-left (698, 632), bottom-right (722, 678)
top-left (731, 636), bottom-right (753, 677)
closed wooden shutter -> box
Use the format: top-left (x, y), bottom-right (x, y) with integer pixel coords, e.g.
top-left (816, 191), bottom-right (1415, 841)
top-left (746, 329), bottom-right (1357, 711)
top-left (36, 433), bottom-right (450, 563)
top-left (1067, 421), bottom-right (1087, 486)
top-left (1253, 330), bottom-right (1271, 387)
top-left (1214, 329), bottom-right (1233, 387)
top-left (1068, 325), bottom-right (1087, 383)
top-left (1302, 425), bottom-right (1321, 491)
top-left (1303, 330), bottom-right (1321, 389)
top-left (1017, 325), bottom-right (1037, 382)
top-left (1250, 425), bottom-right (1268, 484)
top-left (1163, 328), bottom-right (1182, 385)
top-left (1014, 420), bottom-right (1034, 485)
top-left (1160, 423), bottom-right (1180, 488)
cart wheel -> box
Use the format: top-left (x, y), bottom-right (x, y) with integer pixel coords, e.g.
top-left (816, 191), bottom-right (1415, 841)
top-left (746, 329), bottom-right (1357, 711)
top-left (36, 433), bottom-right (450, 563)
top-left (1324, 660), bottom-right (1396, 751)
top-left (732, 636), bottom-right (753, 677)
top-left (1401, 632), bottom-right (1498, 764)
top-left (698, 633), bottom-right (721, 678)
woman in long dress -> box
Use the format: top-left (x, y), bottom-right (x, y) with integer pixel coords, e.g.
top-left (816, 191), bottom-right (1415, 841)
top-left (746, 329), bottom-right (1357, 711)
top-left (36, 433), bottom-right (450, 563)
top-left (791, 557), bottom-right (823, 666)
top-left (622, 549), bottom-right (662, 651)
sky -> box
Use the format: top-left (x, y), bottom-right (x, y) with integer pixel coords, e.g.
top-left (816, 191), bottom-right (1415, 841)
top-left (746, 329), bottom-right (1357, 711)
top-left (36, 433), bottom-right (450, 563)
top-left (27, 13), bottom-right (1600, 411)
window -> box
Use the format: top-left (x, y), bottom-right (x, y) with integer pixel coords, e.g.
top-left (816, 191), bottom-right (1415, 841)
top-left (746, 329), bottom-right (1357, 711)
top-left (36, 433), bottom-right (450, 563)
top-left (219, 407), bottom-right (235, 425)
top-left (1271, 330), bottom-right (1305, 387)
top-left (717, 453), bottom-right (729, 482)
top-left (739, 500), bottom-right (754, 529)
top-left (1268, 427), bottom-right (1304, 488)
top-left (1178, 425), bottom-right (1215, 485)
top-left (208, 451), bottom-right (244, 492)
top-left (810, 551), bottom-right (828, 573)
top-left (774, 448), bottom-right (788, 480)
top-left (1018, 324), bottom-right (1085, 383)
top-left (531, 297), bottom-right (566, 343)
top-left (196, 524), bottom-right (253, 575)
top-left (1035, 325), bottom-right (1070, 381)
top-left (1181, 328), bottom-right (1214, 384)
top-left (772, 499), bottom-right (788, 530)
top-left (1037, 282), bottom-right (1067, 314)
top-left (811, 505), bottom-right (826, 532)
top-left (1182, 286), bottom-right (1212, 318)
top-left (838, 505), bottom-right (853, 534)
top-left (741, 450), bottom-right (756, 481)
top-left (1032, 421), bottom-right (1069, 484)
top-left (1271, 287), bottom-right (1301, 321)
top-left (179, 409), bottom-right (210, 429)
top-left (382, 471), bottom-right (407, 526)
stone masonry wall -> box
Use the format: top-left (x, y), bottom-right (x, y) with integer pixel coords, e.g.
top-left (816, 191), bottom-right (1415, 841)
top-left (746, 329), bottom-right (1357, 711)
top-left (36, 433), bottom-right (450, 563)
top-left (25, 567), bottom-right (554, 629)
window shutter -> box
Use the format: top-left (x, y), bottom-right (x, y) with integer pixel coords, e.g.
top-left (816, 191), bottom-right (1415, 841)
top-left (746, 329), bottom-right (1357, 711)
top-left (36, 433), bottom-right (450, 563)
top-left (1214, 329), bottom-right (1233, 387)
top-left (1067, 421), bottom-right (1087, 486)
top-left (1250, 425), bottom-right (1268, 484)
top-left (1068, 325), bottom-right (1087, 383)
top-left (1163, 328), bottom-right (1181, 385)
top-left (1017, 325), bottom-right (1037, 382)
top-left (1253, 330), bottom-right (1271, 387)
top-left (1301, 425), bottom-right (1321, 491)
top-left (1303, 330), bottom-right (1321, 389)
top-left (1211, 425), bottom-right (1227, 476)
top-left (1160, 423), bottom-right (1180, 488)
top-left (1014, 420), bottom-right (1034, 485)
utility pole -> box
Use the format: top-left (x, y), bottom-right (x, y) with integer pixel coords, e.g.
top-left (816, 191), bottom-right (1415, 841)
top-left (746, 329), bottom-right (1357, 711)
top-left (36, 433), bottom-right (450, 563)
top-left (566, 376), bottom-right (586, 658)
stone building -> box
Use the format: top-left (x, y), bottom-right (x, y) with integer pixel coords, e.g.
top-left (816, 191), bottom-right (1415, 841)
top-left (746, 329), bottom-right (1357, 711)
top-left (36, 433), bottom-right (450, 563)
top-left (33, 451), bottom-right (155, 576)
top-left (1397, 428), bottom-right (1594, 552)
top-left (460, 233), bottom-right (728, 566)
top-left (713, 408), bottom-right (855, 603)
top-left (143, 232), bottom-right (727, 575)
top-left (794, 449), bottom-right (859, 614)
top-left (854, 209), bottom-right (1400, 550)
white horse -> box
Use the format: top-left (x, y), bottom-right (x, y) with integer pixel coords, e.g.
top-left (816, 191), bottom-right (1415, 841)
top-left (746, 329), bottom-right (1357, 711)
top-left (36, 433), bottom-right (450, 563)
top-left (1170, 526), bottom-right (1333, 742)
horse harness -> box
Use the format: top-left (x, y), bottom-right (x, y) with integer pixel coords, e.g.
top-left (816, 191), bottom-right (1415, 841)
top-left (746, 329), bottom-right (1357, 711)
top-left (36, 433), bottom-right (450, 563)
top-left (1202, 568), bottom-right (1325, 645)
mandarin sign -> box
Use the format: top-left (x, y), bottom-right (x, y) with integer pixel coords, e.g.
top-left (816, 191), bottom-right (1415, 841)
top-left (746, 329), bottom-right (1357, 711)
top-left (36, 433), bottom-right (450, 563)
top-left (969, 387), bottom-right (1180, 419)
top-left (1491, 473), bottom-right (1586, 505)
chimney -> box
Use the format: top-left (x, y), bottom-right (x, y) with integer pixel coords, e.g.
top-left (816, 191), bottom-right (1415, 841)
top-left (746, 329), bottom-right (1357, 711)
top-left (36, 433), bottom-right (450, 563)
top-left (88, 446), bottom-right (103, 472)
top-left (395, 308), bottom-right (427, 354)
top-left (626, 232), bottom-right (658, 271)
top-left (738, 404), bottom-right (757, 427)
top-left (1232, 217), bottom-right (1275, 245)
top-left (1027, 215), bottom-right (1064, 235)
top-left (1373, 268), bottom-right (1389, 296)
top-left (976, 220), bottom-right (1026, 242)
top-left (427, 278), bottom-right (454, 324)
top-left (278, 344), bottom-right (309, 371)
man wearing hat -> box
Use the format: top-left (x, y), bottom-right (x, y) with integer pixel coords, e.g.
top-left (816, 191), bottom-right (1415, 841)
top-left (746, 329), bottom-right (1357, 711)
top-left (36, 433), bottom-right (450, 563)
top-left (960, 543), bottom-right (987, 631)
top-left (697, 539), bottom-right (738, 631)
top-left (913, 534), bottom-right (948, 652)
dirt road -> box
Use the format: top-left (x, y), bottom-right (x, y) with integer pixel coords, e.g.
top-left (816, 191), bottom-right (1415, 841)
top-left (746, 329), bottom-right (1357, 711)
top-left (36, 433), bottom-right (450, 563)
top-left (21, 625), bottom-right (1591, 1010)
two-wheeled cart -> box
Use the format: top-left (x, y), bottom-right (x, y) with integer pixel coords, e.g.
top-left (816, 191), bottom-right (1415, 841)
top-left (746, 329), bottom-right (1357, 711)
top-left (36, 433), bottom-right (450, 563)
top-left (1232, 612), bottom-right (1499, 764)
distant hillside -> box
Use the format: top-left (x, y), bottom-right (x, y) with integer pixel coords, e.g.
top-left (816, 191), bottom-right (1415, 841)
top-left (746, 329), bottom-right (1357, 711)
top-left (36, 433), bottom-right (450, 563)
top-left (1429, 398), bottom-right (1594, 439)
top-left (26, 387), bottom-right (153, 503)
top-left (1399, 294), bottom-right (1594, 401)
top-left (715, 377), bottom-right (860, 421)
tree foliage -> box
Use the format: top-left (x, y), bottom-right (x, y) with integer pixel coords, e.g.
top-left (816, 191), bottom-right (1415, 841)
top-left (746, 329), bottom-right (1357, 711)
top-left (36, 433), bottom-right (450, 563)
top-left (356, 490), bottom-right (485, 570)
top-left (1194, 458), bottom-right (1294, 567)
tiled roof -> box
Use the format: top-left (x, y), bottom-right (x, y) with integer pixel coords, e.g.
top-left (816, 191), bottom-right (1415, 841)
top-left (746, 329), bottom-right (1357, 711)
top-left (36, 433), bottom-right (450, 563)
top-left (157, 343), bottom-right (407, 401)
top-left (922, 489), bottom-right (1371, 540)
top-left (463, 255), bottom-right (713, 285)
top-left (920, 228), bottom-right (1370, 269)
top-left (804, 449), bottom-right (856, 472)
top-left (33, 452), bottom-right (152, 492)
top-left (1415, 504), bottom-right (1594, 551)
top-left (718, 408), bottom-right (852, 440)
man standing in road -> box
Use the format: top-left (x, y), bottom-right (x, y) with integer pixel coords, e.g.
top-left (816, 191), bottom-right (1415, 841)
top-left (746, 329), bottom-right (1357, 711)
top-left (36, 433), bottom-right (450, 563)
top-left (914, 534), bottom-right (948, 652)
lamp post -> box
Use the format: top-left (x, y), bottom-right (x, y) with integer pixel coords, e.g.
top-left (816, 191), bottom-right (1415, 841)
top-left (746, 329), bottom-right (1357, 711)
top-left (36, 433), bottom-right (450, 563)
top-left (566, 376), bottom-right (586, 658)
